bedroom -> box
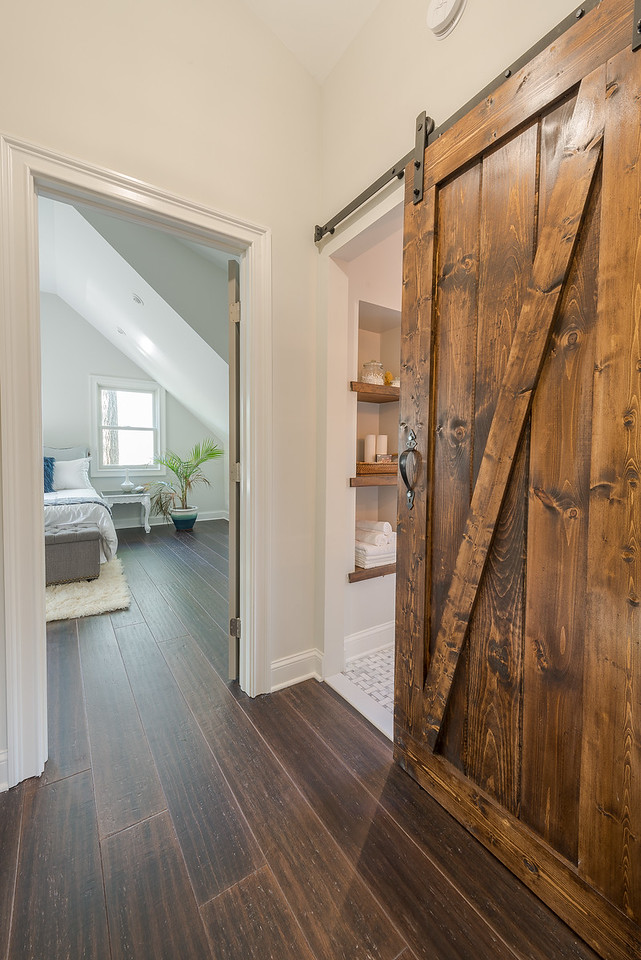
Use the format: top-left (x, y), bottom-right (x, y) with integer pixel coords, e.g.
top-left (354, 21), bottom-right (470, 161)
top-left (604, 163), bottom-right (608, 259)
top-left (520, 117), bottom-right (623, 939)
top-left (39, 195), bottom-right (231, 614)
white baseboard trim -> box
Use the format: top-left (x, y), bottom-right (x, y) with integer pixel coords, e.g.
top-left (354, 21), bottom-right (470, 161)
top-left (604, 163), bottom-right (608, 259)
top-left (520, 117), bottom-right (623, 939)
top-left (325, 674), bottom-right (393, 740)
top-left (344, 621), bottom-right (395, 663)
top-left (0, 749), bottom-right (8, 793)
top-left (113, 510), bottom-right (229, 530)
top-left (271, 648), bottom-right (323, 692)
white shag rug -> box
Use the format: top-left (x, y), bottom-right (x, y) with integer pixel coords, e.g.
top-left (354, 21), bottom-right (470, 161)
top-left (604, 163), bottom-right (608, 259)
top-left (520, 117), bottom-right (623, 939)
top-left (46, 557), bottom-right (131, 623)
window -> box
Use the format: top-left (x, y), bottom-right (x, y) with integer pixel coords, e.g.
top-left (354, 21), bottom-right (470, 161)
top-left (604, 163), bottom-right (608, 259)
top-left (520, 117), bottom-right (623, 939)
top-left (90, 376), bottom-right (165, 476)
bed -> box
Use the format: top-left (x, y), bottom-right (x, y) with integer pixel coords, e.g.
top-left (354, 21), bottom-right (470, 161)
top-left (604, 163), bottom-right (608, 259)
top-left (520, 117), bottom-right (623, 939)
top-left (43, 446), bottom-right (118, 563)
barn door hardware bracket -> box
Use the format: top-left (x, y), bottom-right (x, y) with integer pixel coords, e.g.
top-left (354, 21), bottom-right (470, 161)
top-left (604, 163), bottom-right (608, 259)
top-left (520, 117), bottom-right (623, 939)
top-left (634, 0), bottom-right (641, 51)
top-left (313, 145), bottom-right (414, 243)
top-left (413, 112), bottom-right (435, 205)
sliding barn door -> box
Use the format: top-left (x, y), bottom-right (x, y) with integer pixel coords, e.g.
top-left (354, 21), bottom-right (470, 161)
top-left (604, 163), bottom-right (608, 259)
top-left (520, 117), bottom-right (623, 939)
top-left (395, 3), bottom-right (640, 958)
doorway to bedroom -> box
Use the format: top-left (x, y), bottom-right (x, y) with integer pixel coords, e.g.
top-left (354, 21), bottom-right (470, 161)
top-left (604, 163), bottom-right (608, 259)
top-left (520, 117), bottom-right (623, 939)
top-left (39, 193), bottom-right (237, 682)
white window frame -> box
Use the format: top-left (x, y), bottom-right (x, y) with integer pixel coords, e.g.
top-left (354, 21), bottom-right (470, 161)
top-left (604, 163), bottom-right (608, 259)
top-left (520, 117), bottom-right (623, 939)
top-left (90, 375), bottom-right (166, 477)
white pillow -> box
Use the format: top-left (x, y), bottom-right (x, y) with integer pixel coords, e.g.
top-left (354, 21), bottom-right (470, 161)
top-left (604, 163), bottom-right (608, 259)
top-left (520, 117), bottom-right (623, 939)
top-left (53, 457), bottom-right (91, 491)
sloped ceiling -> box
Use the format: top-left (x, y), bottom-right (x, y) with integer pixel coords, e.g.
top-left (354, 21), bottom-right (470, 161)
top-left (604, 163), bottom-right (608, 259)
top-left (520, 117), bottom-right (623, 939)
top-left (242, 0), bottom-right (381, 82)
top-left (38, 197), bottom-right (229, 445)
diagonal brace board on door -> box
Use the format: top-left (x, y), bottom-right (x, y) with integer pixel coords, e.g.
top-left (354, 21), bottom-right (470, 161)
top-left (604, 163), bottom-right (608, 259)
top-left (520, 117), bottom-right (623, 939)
top-left (422, 65), bottom-right (607, 751)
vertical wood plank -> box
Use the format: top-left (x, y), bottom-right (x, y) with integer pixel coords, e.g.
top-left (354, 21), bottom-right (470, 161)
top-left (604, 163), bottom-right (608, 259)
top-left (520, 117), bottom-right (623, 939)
top-left (115, 620), bottom-right (264, 904)
top-left (162, 636), bottom-right (407, 960)
top-left (78, 615), bottom-right (166, 837)
top-left (200, 866), bottom-right (316, 960)
top-left (43, 619), bottom-right (91, 785)
top-left (9, 773), bottom-right (109, 960)
top-left (395, 177), bottom-right (437, 740)
top-left (430, 164), bottom-right (481, 769)
top-left (466, 124), bottom-right (538, 812)
top-left (521, 96), bottom-right (599, 861)
top-left (0, 784), bottom-right (23, 960)
top-left (580, 45), bottom-right (641, 920)
top-left (102, 811), bottom-right (212, 960)
top-left (241, 690), bottom-right (524, 960)
top-left (422, 65), bottom-right (606, 750)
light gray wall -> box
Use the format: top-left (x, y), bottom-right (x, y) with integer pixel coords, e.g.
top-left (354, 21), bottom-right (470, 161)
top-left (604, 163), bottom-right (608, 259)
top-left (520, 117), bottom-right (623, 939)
top-left (74, 205), bottom-right (231, 363)
top-left (40, 292), bottom-right (227, 522)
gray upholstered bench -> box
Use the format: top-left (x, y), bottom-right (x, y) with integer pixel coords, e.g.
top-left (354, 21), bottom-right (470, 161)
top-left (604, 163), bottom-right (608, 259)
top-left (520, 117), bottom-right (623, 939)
top-left (45, 525), bottom-right (101, 586)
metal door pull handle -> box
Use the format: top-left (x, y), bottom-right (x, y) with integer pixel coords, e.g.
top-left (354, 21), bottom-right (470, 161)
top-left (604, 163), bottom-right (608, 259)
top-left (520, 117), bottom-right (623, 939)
top-left (399, 429), bottom-right (418, 510)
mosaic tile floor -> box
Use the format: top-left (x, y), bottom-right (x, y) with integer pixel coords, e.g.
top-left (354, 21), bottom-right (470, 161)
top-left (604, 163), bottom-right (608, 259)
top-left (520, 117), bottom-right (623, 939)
top-left (343, 645), bottom-right (394, 715)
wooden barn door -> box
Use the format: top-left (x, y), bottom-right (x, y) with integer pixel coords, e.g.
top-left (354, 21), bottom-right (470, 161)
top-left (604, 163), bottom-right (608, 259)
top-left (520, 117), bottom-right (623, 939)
top-left (394, 3), bottom-right (641, 958)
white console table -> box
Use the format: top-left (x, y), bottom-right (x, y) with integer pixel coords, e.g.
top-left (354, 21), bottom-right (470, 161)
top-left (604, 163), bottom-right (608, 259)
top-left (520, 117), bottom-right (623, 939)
top-left (102, 490), bottom-right (151, 533)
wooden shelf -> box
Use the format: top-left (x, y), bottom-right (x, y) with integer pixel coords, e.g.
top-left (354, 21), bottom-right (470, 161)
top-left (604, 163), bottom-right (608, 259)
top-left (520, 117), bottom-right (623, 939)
top-left (350, 381), bottom-right (400, 403)
top-left (348, 562), bottom-right (396, 583)
top-left (350, 474), bottom-right (397, 487)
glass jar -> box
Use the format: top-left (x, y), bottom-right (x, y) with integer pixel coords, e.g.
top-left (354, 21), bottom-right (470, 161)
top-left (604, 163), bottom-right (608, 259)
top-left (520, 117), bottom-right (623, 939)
top-left (361, 360), bottom-right (384, 385)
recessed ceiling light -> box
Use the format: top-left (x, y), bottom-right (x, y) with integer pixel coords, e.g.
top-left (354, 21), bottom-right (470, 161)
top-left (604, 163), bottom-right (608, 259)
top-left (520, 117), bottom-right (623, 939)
top-left (132, 294), bottom-right (144, 306)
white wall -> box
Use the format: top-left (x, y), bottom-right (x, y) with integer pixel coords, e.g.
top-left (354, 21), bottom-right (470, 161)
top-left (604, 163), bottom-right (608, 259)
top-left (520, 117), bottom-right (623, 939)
top-left (76, 206), bottom-right (232, 363)
top-left (320, 0), bottom-right (582, 216)
top-left (40, 293), bottom-right (227, 520)
top-left (0, 0), bottom-right (595, 767)
top-left (0, 0), bottom-right (321, 760)
top-left (316, 0), bottom-right (584, 674)
top-left (342, 228), bottom-right (403, 644)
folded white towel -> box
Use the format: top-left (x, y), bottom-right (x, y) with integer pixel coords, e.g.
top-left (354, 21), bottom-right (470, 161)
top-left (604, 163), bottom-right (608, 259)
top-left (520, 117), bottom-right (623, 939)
top-left (355, 530), bottom-right (388, 547)
top-left (356, 520), bottom-right (393, 536)
top-left (355, 555), bottom-right (396, 569)
top-left (355, 538), bottom-right (396, 556)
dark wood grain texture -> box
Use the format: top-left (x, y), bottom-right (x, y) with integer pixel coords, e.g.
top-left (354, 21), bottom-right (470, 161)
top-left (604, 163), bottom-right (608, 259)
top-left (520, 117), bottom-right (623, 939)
top-left (102, 811), bottom-right (212, 960)
top-left (121, 537), bottom-right (229, 676)
top-left (0, 783), bottom-right (23, 960)
top-left (430, 162), bottom-right (480, 770)
top-left (283, 679), bottom-right (600, 960)
top-left (579, 44), bottom-right (641, 922)
top-left (424, 0), bottom-right (629, 191)
top-left (77, 614), bottom-right (166, 837)
top-left (1, 516), bottom-right (613, 960)
top-left (115, 619), bottom-right (264, 904)
top-left (422, 66), bottom-right (606, 749)
top-left (9, 772), bottom-right (109, 960)
top-left (465, 124), bottom-right (537, 811)
top-left (43, 618), bottom-right (90, 784)
top-left (350, 380), bottom-right (400, 402)
top-left (148, 537), bottom-right (228, 630)
top-left (521, 96), bottom-right (599, 861)
top-left (200, 866), bottom-right (316, 960)
top-left (397, 730), bottom-right (641, 960)
top-left (395, 179), bottom-right (437, 740)
top-left (113, 545), bottom-right (187, 642)
top-left (240, 689), bottom-right (521, 960)
top-left (161, 635), bottom-right (408, 960)
top-left (348, 562), bottom-right (396, 583)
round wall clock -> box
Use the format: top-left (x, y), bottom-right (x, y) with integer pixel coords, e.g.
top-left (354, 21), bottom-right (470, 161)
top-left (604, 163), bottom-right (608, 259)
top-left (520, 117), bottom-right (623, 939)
top-left (427, 0), bottom-right (468, 40)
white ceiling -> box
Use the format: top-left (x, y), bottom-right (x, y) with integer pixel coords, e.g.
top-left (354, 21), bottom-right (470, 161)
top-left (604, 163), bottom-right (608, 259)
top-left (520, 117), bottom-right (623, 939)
top-left (242, 0), bottom-right (382, 82)
top-left (39, 197), bottom-right (229, 444)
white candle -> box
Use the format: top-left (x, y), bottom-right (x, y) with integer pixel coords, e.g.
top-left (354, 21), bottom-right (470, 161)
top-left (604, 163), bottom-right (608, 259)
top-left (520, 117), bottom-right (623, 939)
top-left (376, 434), bottom-right (388, 456)
top-left (364, 434), bottom-right (376, 463)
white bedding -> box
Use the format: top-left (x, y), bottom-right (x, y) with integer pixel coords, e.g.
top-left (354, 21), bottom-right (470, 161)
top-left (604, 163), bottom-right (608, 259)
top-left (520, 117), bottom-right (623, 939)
top-left (44, 487), bottom-right (118, 563)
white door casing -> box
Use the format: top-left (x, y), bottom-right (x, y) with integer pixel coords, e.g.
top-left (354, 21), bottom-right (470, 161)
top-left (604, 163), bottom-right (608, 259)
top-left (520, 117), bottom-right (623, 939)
top-left (0, 135), bottom-right (273, 787)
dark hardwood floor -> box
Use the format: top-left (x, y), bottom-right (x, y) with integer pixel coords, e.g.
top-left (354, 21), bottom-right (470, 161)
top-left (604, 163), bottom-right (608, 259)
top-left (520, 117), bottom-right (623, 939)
top-left (0, 520), bottom-right (600, 960)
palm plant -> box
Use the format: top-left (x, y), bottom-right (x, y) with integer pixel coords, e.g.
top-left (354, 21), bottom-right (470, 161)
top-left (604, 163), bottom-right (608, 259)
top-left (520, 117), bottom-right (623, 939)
top-left (146, 438), bottom-right (223, 521)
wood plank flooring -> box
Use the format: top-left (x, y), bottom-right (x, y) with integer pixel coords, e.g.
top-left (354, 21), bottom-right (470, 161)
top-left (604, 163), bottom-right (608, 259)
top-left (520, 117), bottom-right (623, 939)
top-left (0, 520), bottom-right (601, 960)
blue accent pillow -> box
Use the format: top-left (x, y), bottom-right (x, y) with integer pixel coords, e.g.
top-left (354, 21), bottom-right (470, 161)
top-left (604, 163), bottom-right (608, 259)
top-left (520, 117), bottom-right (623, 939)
top-left (43, 457), bottom-right (55, 493)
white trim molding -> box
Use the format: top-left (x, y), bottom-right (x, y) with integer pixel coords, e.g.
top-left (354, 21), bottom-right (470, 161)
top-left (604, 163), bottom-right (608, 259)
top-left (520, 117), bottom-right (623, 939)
top-left (0, 749), bottom-right (8, 793)
top-left (271, 648), bottom-right (323, 692)
top-left (0, 135), bottom-right (273, 787)
top-left (324, 673), bottom-right (393, 740)
top-left (344, 623), bottom-right (395, 664)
